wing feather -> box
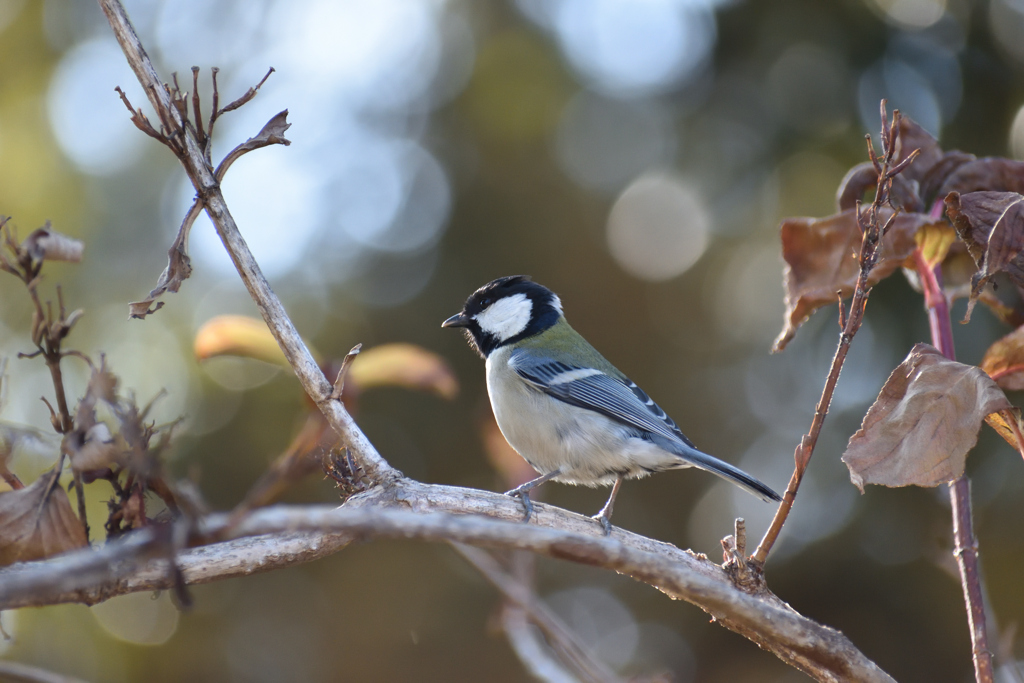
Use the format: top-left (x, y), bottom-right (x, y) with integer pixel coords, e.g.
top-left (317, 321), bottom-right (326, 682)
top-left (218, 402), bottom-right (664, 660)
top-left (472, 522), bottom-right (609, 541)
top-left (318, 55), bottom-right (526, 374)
top-left (509, 351), bottom-right (694, 448)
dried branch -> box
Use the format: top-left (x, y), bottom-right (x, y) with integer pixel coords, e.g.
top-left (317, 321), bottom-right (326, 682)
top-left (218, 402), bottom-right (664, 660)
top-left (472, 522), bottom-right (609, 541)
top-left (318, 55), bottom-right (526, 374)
top-left (0, 221), bottom-right (90, 538)
top-left (0, 492), bottom-right (895, 683)
top-left (752, 102), bottom-right (918, 566)
top-left (500, 607), bottom-right (580, 683)
top-left (98, 0), bottom-right (396, 484)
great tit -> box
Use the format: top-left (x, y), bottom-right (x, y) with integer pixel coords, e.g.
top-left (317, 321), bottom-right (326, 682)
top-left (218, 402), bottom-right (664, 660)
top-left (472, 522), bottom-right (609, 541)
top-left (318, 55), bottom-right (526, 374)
top-left (443, 275), bottom-right (781, 534)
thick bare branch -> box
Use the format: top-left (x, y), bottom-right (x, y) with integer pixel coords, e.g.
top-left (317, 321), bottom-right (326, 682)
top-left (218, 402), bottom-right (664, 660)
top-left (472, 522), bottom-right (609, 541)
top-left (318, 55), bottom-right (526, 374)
top-left (0, 484), bottom-right (894, 683)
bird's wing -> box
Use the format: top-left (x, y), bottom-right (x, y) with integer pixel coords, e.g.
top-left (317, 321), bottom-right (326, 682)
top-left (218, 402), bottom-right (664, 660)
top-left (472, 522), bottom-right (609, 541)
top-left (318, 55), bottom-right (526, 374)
top-left (508, 351), bottom-right (696, 448)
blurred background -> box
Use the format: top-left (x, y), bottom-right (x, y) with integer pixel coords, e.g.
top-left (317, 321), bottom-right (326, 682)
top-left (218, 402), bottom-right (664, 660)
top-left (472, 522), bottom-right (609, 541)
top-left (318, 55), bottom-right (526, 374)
top-left (1, 0), bottom-right (1023, 680)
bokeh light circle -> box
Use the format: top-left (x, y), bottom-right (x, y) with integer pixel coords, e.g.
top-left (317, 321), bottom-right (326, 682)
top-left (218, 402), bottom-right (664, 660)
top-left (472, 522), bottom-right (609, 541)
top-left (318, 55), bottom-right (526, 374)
top-left (607, 171), bottom-right (710, 281)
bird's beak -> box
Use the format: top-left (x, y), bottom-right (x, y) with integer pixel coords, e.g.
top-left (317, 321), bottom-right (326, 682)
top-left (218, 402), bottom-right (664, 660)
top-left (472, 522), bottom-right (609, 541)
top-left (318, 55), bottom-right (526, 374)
top-left (441, 312), bottom-right (471, 329)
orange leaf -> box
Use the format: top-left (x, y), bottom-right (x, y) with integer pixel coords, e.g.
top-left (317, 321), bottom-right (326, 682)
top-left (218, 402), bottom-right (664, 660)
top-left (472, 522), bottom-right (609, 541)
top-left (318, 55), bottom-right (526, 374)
top-left (194, 315), bottom-right (322, 367)
top-left (915, 222), bottom-right (957, 270)
top-left (981, 325), bottom-right (1024, 391)
top-left (842, 344), bottom-right (1013, 492)
top-left (348, 344), bottom-right (458, 400)
top-left (985, 408), bottom-right (1024, 461)
top-left (0, 470), bottom-right (88, 566)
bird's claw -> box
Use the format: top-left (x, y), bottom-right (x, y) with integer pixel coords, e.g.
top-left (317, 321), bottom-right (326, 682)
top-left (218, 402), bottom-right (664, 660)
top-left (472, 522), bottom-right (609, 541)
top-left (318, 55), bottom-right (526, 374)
top-left (591, 512), bottom-right (613, 536)
top-left (504, 487), bottom-right (533, 522)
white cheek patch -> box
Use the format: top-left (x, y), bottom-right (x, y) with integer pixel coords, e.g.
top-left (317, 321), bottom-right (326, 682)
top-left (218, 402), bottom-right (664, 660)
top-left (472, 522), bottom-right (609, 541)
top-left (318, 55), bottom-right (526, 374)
top-left (474, 293), bottom-right (532, 341)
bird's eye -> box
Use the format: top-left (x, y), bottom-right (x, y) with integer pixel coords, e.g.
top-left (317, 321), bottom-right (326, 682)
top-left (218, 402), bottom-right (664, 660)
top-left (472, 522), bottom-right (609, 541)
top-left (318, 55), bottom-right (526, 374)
top-left (481, 297), bottom-right (493, 307)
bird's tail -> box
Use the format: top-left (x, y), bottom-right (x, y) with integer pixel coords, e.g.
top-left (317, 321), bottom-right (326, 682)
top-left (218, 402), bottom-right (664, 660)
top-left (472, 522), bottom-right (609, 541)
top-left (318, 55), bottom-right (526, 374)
top-left (679, 447), bottom-right (782, 503)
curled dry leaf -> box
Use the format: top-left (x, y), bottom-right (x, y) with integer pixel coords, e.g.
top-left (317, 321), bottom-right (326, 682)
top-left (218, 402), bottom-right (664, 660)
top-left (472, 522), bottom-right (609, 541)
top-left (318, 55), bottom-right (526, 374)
top-left (774, 210), bottom-right (933, 351)
top-left (835, 118), bottom-right (976, 215)
top-left (944, 190), bottom-right (1024, 321)
top-left (193, 314), bottom-right (317, 367)
top-left (835, 162), bottom-right (923, 213)
top-left (984, 408), bottom-right (1024, 460)
top-left (213, 110), bottom-right (292, 179)
top-left (893, 116), bottom-right (944, 184)
top-left (0, 470), bottom-right (88, 565)
top-left (66, 422), bottom-right (119, 472)
top-left (347, 343), bottom-right (459, 400)
top-left (938, 158), bottom-right (1024, 197)
top-left (128, 216), bottom-right (192, 319)
top-left (194, 315), bottom-right (457, 399)
top-left (981, 325), bottom-right (1024, 390)
top-left (64, 362), bottom-right (121, 472)
top-left (22, 226), bottom-right (84, 263)
top-left (842, 344), bottom-right (1013, 492)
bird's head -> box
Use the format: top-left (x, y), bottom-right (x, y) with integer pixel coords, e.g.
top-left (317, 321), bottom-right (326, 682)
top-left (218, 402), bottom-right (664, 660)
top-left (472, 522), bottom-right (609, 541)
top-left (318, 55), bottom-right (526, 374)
top-left (442, 275), bottom-right (563, 357)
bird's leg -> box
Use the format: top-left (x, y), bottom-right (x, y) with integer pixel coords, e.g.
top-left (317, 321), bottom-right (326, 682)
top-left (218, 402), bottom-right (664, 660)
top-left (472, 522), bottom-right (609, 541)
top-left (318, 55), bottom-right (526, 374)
top-left (591, 477), bottom-right (623, 536)
top-left (505, 469), bottom-right (561, 522)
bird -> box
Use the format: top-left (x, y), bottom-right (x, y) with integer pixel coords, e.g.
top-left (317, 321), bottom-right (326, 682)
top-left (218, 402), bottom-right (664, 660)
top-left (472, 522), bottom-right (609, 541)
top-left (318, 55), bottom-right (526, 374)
top-left (442, 275), bottom-right (781, 534)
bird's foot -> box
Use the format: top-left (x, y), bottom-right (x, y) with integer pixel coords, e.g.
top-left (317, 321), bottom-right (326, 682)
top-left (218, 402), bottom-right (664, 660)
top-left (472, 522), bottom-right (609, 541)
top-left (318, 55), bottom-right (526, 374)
top-left (504, 486), bottom-right (534, 523)
top-left (591, 511), bottom-right (613, 536)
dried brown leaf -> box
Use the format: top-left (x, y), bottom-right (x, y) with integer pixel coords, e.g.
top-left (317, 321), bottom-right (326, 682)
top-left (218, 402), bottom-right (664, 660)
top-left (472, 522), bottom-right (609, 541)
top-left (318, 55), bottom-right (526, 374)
top-left (835, 162), bottom-right (877, 212)
top-left (64, 422), bottom-right (119, 472)
top-left (835, 162), bottom-right (922, 213)
top-left (981, 325), bottom-right (1024, 390)
top-left (66, 363), bottom-right (121, 472)
top-left (861, 117), bottom-right (975, 208)
top-left (944, 190), bottom-right (1024, 320)
top-left (842, 344), bottom-right (1012, 491)
top-left (893, 116), bottom-right (943, 184)
top-left (918, 151), bottom-right (975, 206)
top-left (938, 158), bottom-right (1024, 197)
top-left (0, 470), bottom-right (88, 565)
top-left (213, 110), bottom-right (291, 180)
top-left (774, 210), bottom-right (933, 351)
top-left (22, 226), bottom-right (84, 263)
top-left (128, 214), bottom-right (192, 320)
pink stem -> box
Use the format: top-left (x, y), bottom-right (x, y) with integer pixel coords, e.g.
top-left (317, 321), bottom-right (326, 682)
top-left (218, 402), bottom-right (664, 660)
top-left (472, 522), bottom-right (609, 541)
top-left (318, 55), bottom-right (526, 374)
top-left (913, 248), bottom-right (994, 683)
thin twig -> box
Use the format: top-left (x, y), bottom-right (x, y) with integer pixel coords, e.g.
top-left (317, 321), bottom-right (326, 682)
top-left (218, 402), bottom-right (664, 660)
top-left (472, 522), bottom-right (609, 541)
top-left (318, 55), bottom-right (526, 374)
top-left (451, 542), bottom-right (622, 683)
top-left (751, 101), bottom-right (916, 565)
